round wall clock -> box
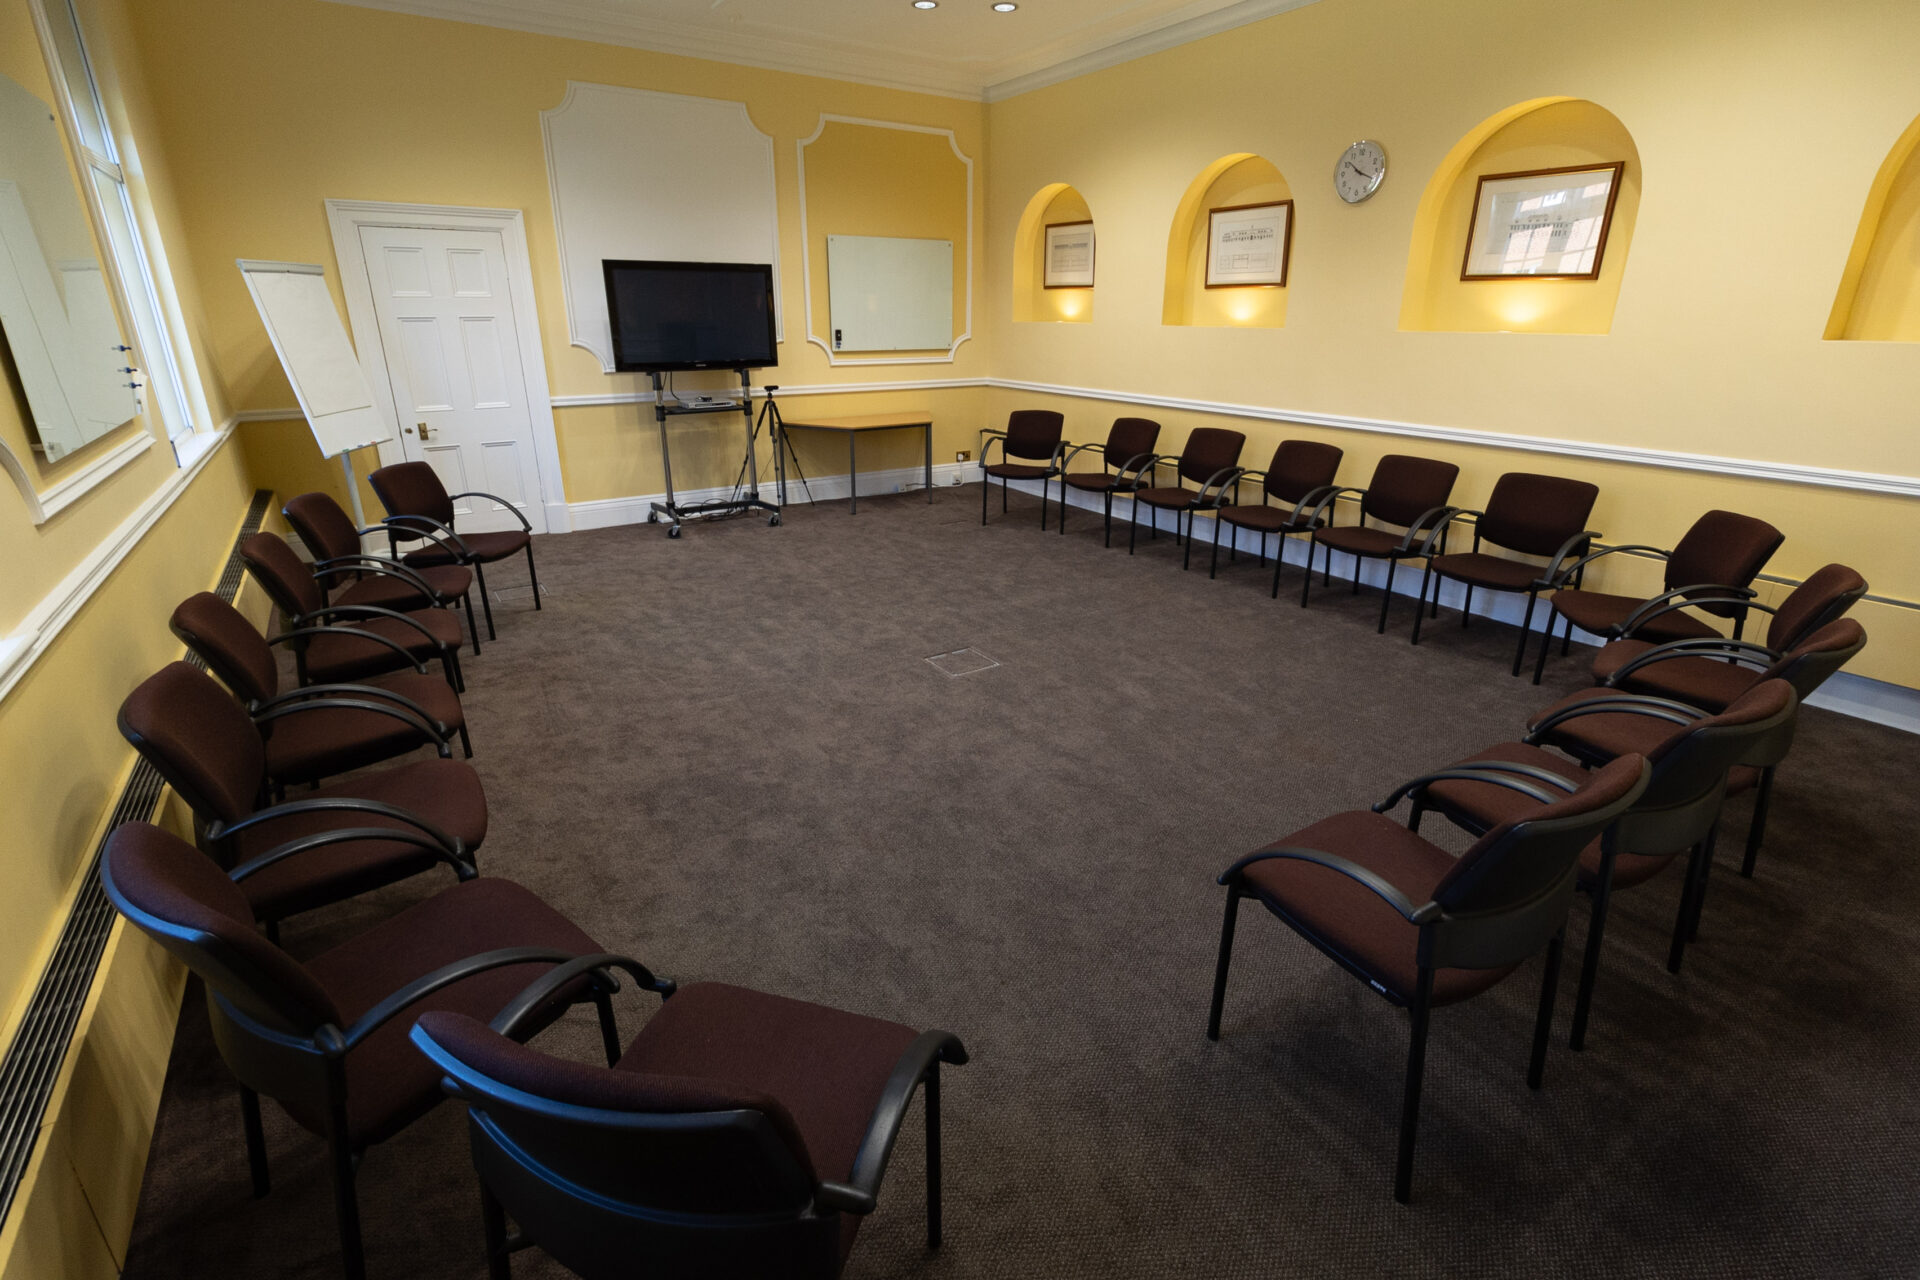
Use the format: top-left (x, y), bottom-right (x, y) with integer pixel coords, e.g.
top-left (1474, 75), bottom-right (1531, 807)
top-left (1335, 140), bottom-right (1387, 204)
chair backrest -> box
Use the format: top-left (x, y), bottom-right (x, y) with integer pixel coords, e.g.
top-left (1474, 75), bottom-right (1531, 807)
top-left (1764, 563), bottom-right (1868, 651)
top-left (1002, 410), bottom-right (1064, 463)
top-left (1478, 472), bottom-right (1599, 557)
top-left (1099, 417), bottom-right (1160, 472)
top-left (412, 1011), bottom-right (842, 1280)
top-left (118, 662), bottom-right (267, 831)
top-left (170, 593), bottom-right (280, 706)
top-left (282, 491), bottom-right (363, 564)
top-left (1421, 754), bottom-right (1648, 971)
top-left (240, 531), bottom-right (324, 621)
top-left (1665, 510), bottom-right (1783, 619)
top-left (1761, 618), bottom-right (1866, 701)
top-left (1630, 678), bottom-right (1797, 812)
top-left (1176, 427), bottom-right (1245, 486)
top-left (369, 461), bottom-right (457, 543)
top-left (1263, 439), bottom-right (1343, 506)
top-left (1360, 454), bottom-right (1459, 530)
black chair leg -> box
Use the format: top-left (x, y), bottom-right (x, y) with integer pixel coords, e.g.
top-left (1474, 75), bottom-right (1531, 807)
top-left (1300, 541), bottom-right (1318, 608)
top-left (458, 722), bottom-right (473, 758)
top-left (1351, 553), bottom-right (1362, 595)
top-left (479, 1183), bottom-right (513, 1280)
top-left (1182, 511), bottom-right (1194, 570)
top-left (1531, 606), bottom-right (1561, 684)
top-left (1560, 611), bottom-right (1574, 655)
top-left (1668, 831), bottom-right (1716, 974)
top-left (461, 589), bottom-right (482, 656)
top-left (1103, 491), bottom-right (1113, 547)
top-left (1271, 540), bottom-right (1286, 599)
top-left (1395, 970), bottom-right (1435, 1205)
top-left (591, 989), bottom-right (622, 1067)
top-left (327, 1125), bottom-right (366, 1280)
top-left (980, 470), bottom-right (988, 525)
top-left (1128, 499), bottom-right (1139, 555)
top-left (1686, 827), bottom-right (1719, 943)
top-left (924, 1062), bottom-right (944, 1250)
top-left (1210, 518), bottom-right (1224, 579)
top-left (1529, 928), bottom-right (1565, 1088)
top-left (1002, 476), bottom-right (1009, 513)
top-left (1460, 584), bottom-right (1474, 628)
top-left (524, 543), bottom-right (542, 611)
top-left (474, 561), bottom-right (498, 640)
top-left (1411, 566), bottom-right (1434, 645)
top-left (1376, 559), bottom-right (1398, 633)
top-left (1741, 767), bottom-right (1775, 877)
top-left (1206, 889), bottom-right (1242, 1041)
top-left (1512, 590), bottom-right (1539, 676)
top-left (1570, 847), bottom-right (1617, 1051)
top-left (240, 1086), bottom-right (270, 1197)
top-left (1059, 483), bottom-right (1068, 535)
top-left (1038, 475), bottom-right (1049, 528)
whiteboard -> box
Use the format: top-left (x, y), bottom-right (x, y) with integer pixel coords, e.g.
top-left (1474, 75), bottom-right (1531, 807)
top-left (237, 259), bottom-right (389, 458)
top-left (826, 235), bottom-right (952, 352)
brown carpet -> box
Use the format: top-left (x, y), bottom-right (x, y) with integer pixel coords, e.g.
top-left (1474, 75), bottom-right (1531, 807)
top-left (123, 485), bottom-right (1920, 1279)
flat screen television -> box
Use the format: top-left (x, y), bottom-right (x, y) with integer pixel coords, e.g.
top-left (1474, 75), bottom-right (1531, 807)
top-left (602, 260), bottom-right (777, 373)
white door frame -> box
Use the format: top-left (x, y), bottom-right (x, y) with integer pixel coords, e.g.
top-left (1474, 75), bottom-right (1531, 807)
top-left (325, 198), bottom-right (570, 532)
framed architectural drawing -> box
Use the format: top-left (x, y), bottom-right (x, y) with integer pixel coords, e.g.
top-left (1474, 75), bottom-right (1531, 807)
top-left (1461, 162), bottom-right (1625, 280)
top-left (1206, 200), bottom-right (1292, 287)
top-left (1043, 220), bottom-right (1095, 288)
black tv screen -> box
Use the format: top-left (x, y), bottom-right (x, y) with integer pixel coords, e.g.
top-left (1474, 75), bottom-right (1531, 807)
top-left (602, 260), bottom-right (777, 373)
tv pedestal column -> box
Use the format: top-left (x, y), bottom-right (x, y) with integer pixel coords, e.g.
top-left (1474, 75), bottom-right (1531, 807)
top-left (644, 367), bottom-right (782, 537)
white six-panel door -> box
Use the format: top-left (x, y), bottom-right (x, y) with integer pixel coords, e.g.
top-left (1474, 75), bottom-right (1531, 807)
top-left (357, 224), bottom-right (546, 534)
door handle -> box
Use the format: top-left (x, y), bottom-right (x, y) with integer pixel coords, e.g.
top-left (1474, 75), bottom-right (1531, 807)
top-left (416, 422), bottom-right (431, 440)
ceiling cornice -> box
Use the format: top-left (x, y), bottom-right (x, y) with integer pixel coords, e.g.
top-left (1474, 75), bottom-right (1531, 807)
top-left (316, 0), bottom-right (1325, 103)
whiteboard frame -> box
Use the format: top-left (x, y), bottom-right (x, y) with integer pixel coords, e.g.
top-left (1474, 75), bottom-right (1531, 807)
top-left (797, 115), bottom-right (974, 367)
top-left (826, 235), bottom-right (954, 353)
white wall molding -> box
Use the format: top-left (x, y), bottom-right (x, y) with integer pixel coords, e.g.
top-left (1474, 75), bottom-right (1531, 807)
top-left (795, 116), bottom-right (974, 367)
top-left (0, 422), bottom-right (233, 705)
top-left (550, 377), bottom-right (988, 411)
top-left (0, 426), bottom-right (156, 526)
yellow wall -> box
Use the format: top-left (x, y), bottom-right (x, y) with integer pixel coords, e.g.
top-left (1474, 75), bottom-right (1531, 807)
top-left (1830, 112), bottom-right (1920, 341)
top-left (1164, 154), bottom-right (1292, 328)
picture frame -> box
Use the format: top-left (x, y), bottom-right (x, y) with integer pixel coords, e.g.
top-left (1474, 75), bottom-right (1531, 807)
top-left (1460, 162), bottom-right (1625, 281)
top-left (1043, 220), bottom-right (1096, 289)
top-left (1205, 200), bottom-right (1293, 288)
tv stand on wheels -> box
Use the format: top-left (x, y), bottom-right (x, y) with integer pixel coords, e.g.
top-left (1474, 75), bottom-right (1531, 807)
top-left (645, 367), bottom-right (781, 537)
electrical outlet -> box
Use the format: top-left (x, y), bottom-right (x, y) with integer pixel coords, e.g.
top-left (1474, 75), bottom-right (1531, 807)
top-left (956, 450), bottom-right (971, 463)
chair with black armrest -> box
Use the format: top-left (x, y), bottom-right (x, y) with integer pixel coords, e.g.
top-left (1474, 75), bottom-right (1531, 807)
top-left (119, 661), bottom-right (487, 929)
top-left (1126, 426), bottom-right (1247, 570)
top-left (1299, 454), bottom-right (1460, 633)
top-left (172, 591), bottom-right (471, 779)
top-left (1529, 509), bottom-right (1784, 684)
top-left (410, 972), bottom-right (970, 1280)
top-left (283, 491), bottom-right (481, 656)
top-left (1406, 680), bottom-right (1796, 1051)
top-left (1206, 753), bottom-right (1649, 1203)
top-left (1208, 439), bottom-right (1343, 591)
top-left (1057, 416), bottom-right (1159, 544)
top-left (1584, 615), bottom-right (1867, 879)
top-left (367, 460), bottom-right (541, 642)
top-left (978, 409), bottom-right (1065, 528)
top-left (1409, 472), bottom-right (1600, 675)
top-left (242, 530), bottom-right (465, 693)
top-left (100, 821), bottom-right (641, 1280)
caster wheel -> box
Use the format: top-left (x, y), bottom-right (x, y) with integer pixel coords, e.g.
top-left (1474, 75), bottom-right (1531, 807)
top-left (667, 524), bottom-right (682, 539)
top-left (768, 513), bottom-right (782, 526)
top-left (646, 511), bottom-right (659, 524)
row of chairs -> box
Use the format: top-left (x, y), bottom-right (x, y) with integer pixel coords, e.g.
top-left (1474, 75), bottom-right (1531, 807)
top-left (980, 410), bottom-right (1797, 682)
top-left (103, 476), bottom-right (966, 1278)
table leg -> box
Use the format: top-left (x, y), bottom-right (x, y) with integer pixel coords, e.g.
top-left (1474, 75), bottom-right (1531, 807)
top-left (924, 425), bottom-right (933, 503)
top-left (849, 434), bottom-right (858, 515)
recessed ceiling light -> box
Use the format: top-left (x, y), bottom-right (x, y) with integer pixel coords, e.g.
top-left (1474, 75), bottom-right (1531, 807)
top-left (912, 1), bottom-right (937, 8)
top-left (993, 2), bottom-right (1018, 9)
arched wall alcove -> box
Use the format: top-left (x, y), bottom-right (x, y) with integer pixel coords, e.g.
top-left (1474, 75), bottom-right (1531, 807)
top-left (1825, 112), bottom-right (1920, 341)
top-left (1013, 182), bottom-right (1094, 323)
top-left (1400, 97), bottom-right (1642, 334)
top-left (1162, 153), bottom-right (1292, 328)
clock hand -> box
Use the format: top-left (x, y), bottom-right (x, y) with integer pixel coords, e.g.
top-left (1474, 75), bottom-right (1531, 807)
top-left (1346, 161), bottom-right (1368, 179)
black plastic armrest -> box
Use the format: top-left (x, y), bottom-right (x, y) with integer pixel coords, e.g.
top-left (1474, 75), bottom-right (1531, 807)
top-left (1525, 694), bottom-right (1704, 742)
top-left (815, 1028), bottom-right (970, 1215)
top-left (1300, 485), bottom-right (1363, 527)
top-left (341, 947), bottom-right (582, 1050)
top-left (447, 491), bottom-right (533, 533)
top-left (1200, 467), bottom-right (1246, 506)
top-left (1396, 505), bottom-right (1459, 554)
top-left (1415, 506), bottom-right (1479, 555)
top-left (384, 513), bottom-right (475, 558)
top-left (1219, 847), bottom-right (1437, 923)
top-left (1454, 759), bottom-right (1580, 792)
top-left (267, 625), bottom-right (426, 673)
top-left (1616, 583), bottom-right (1758, 636)
top-left (227, 826), bottom-right (475, 887)
top-left (1373, 764), bottom-right (1564, 814)
top-left (301, 604), bottom-right (446, 649)
top-left (251, 695), bottom-right (449, 754)
top-left (1060, 441), bottom-right (1103, 470)
top-left (489, 953), bottom-right (677, 1038)
top-left (1602, 637), bottom-right (1779, 686)
top-left (1114, 451), bottom-right (1155, 476)
top-left (254, 680), bottom-right (447, 728)
top-left (1126, 456), bottom-right (1175, 491)
top-left (1538, 530), bottom-right (1602, 585)
top-left (1548, 542), bottom-right (1672, 587)
top-left (977, 432), bottom-right (1006, 467)
top-left (208, 795), bottom-right (461, 853)
top-left (313, 556), bottom-right (443, 599)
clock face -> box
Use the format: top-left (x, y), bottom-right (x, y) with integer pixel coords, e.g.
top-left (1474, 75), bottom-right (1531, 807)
top-left (1335, 139), bottom-right (1387, 203)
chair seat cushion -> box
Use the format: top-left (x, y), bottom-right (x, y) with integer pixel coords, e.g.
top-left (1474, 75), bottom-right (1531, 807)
top-left (331, 564), bottom-right (473, 612)
top-left (402, 529), bottom-right (531, 567)
top-left (1313, 525), bottom-right (1408, 558)
top-left (1133, 486), bottom-right (1198, 511)
top-left (302, 611), bottom-right (462, 683)
top-left (1234, 812), bottom-right (1518, 1007)
top-left (261, 672), bottom-right (465, 786)
top-left (1526, 688), bottom-right (1694, 767)
top-left (1220, 504), bottom-right (1312, 534)
top-left (301, 877), bottom-right (603, 1147)
top-left (982, 462), bottom-right (1055, 482)
top-left (618, 982), bottom-right (920, 1257)
top-left (1588, 643), bottom-right (1757, 712)
top-left (1062, 470), bottom-right (1122, 493)
top-left (1428, 552), bottom-right (1545, 592)
top-left (1550, 589), bottom-right (1723, 642)
top-left (228, 758), bottom-right (487, 920)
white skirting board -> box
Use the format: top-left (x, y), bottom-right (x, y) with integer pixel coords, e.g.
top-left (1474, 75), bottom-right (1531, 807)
top-left (568, 468), bottom-right (1920, 736)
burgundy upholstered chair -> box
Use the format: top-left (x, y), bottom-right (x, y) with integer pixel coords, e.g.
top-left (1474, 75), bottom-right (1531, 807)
top-left (1058, 416), bottom-right (1160, 544)
top-left (367, 461), bottom-right (541, 642)
top-left (1207, 754), bottom-right (1649, 1202)
top-left (241, 530), bottom-right (465, 692)
top-left (1126, 426), bottom-right (1246, 569)
top-left (1411, 472), bottom-right (1601, 674)
top-left (411, 978), bottom-right (969, 1279)
top-left (1299, 454), bottom-right (1460, 632)
top-left (171, 591), bottom-right (470, 782)
top-left (117, 661), bottom-right (486, 928)
top-left (1530, 509), bottom-right (1784, 683)
top-left (1208, 439), bottom-right (1343, 591)
top-left (283, 491), bottom-right (480, 655)
top-left (979, 409), bottom-right (1066, 528)
top-left (101, 821), bottom-right (627, 1280)
top-left (1409, 680), bottom-right (1797, 1049)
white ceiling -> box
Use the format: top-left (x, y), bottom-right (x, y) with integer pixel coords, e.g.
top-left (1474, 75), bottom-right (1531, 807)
top-left (321, 0), bottom-right (1323, 100)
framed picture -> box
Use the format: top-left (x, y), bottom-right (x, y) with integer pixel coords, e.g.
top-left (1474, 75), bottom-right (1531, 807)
top-left (1043, 220), bottom-right (1096, 289)
top-left (1205, 200), bottom-right (1293, 288)
top-left (1460, 162), bottom-right (1625, 281)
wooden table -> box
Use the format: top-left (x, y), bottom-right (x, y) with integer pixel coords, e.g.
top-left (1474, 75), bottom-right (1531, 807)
top-left (775, 411), bottom-right (933, 515)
